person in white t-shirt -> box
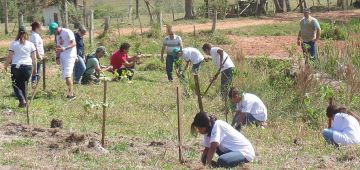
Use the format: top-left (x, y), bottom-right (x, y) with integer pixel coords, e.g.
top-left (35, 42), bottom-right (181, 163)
top-left (4, 26), bottom-right (37, 108)
top-left (30, 22), bottom-right (45, 86)
top-left (202, 43), bottom-right (235, 99)
top-left (322, 98), bottom-right (360, 146)
top-left (49, 22), bottom-right (77, 100)
top-left (229, 87), bottom-right (268, 131)
top-left (173, 47), bottom-right (205, 74)
top-left (191, 112), bottom-right (255, 168)
top-left (160, 26), bottom-right (183, 82)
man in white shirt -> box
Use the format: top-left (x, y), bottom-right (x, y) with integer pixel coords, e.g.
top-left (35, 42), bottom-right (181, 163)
top-left (202, 43), bottom-right (235, 99)
top-left (49, 22), bottom-right (77, 100)
top-left (228, 87), bottom-right (268, 130)
top-left (173, 47), bottom-right (205, 74)
top-left (30, 22), bottom-right (45, 86)
top-left (160, 27), bottom-right (183, 82)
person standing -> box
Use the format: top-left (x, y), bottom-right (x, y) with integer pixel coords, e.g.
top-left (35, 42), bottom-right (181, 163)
top-left (297, 8), bottom-right (321, 62)
top-left (4, 26), bottom-right (37, 108)
top-left (74, 26), bottom-right (87, 84)
top-left (48, 22), bottom-right (77, 100)
top-left (30, 22), bottom-right (44, 86)
top-left (160, 27), bottom-right (183, 82)
top-left (202, 43), bottom-right (235, 99)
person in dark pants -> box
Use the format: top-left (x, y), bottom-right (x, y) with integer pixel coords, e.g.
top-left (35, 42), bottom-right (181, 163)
top-left (160, 26), bottom-right (183, 82)
top-left (110, 43), bottom-right (140, 82)
top-left (30, 21), bottom-right (45, 86)
top-left (202, 43), bottom-right (235, 100)
top-left (4, 26), bottom-right (37, 108)
top-left (74, 26), bottom-right (87, 84)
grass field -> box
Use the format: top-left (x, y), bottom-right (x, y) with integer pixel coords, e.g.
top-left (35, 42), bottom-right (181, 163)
top-left (1, 9), bottom-right (360, 169)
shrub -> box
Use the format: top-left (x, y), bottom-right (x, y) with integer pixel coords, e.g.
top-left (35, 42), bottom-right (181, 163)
top-left (321, 22), bottom-right (348, 40)
top-left (138, 59), bottom-right (165, 71)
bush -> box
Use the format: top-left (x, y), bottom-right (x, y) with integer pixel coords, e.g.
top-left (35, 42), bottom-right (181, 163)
top-left (321, 22), bottom-right (348, 40)
top-left (138, 59), bottom-right (165, 71)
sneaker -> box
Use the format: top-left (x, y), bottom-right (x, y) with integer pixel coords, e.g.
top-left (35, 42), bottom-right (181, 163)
top-left (18, 102), bottom-right (27, 108)
top-left (66, 95), bottom-right (76, 101)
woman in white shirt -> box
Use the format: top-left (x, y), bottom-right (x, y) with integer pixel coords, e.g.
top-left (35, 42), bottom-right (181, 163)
top-left (323, 98), bottom-right (360, 146)
top-left (4, 26), bottom-right (37, 108)
top-left (30, 21), bottom-right (44, 85)
top-left (191, 112), bottom-right (255, 168)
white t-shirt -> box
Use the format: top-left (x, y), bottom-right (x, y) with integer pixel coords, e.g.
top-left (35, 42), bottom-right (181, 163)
top-left (181, 47), bottom-right (204, 65)
top-left (331, 113), bottom-right (360, 145)
top-left (210, 47), bottom-right (235, 72)
top-left (236, 93), bottom-right (267, 122)
top-left (9, 40), bottom-right (36, 66)
top-left (30, 31), bottom-right (44, 55)
top-left (56, 28), bottom-right (77, 59)
top-left (163, 35), bottom-right (182, 55)
top-left (203, 120), bottom-right (255, 162)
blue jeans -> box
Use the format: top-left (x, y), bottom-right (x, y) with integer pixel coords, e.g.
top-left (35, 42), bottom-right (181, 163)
top-left (166, 55), bottom-right (175, 81)
top-left (31, 62), bottom-right (42, 82)
top-left (74, 56), bottom-right (86, 83)
top-left (11, 65), bottom-right (32, 102)
top-left (221, 68), bottom-right (234, 99)
top-left (302, 41), bottom-right (317, 62)
top-left (322, 129), bottom-right (339, 146)
top-left (217, 150), bottom-right (249, 168)
top-left (192, 61), bottom-right (203, 74)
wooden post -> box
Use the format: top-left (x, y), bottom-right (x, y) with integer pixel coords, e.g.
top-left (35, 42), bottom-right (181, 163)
top-left (138, 14), bottom-right (143, 37)
top-left (211, 10), bottom-right (217, 33)
top-left (128, 0), bottom-right (133, 24)
top-left (101, 81), bottom-right (108, 147)
top-left (172, 8), bottom-right (175, 21)
top-left (18, 12), bottom-right (24, 27)
top-left (135, 0), bottom-right (140, 19)
top-left (25, 82), bottom-right (30, 125)
top-left (4, 0), bottom-right (9, 34)
top-left (103, 16), bottom-right (111, 35)
top-left (193, 74), bottom-right (204, 112)
top-left (42, 59), bottom-right (46, 90)
top-left (159, 10), bottom-right (163, 32)
top-left (89, 10), bottom-right (94, 45)
top-left (176, 87), bottom-right (184, 163)
top-left (193, 25), bottom-right (196, 36)
top-left (63, 0), bottom-right (69, 28)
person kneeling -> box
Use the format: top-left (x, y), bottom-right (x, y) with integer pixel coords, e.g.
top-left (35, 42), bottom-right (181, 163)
top-left (110, 43), bottom-right (140, 82)
top-left (229, 87), bottom-right (268, 131)
top-left (322, 98), bottom-right (360, 146)
top-left (191, 112), bottom-right (255, 168)
top-left (81, 46), bottom-right (111, 85)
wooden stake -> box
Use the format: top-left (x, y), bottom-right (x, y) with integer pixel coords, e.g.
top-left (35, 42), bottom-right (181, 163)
top-left (25, 82), bottom-right (30, 125)
top-left (42, 59), bottom-right (46, 90)
top-left (176, 86), bottom-right (184, 163)
top-left (89, 10), bottom-right (94, 46)
top-left (101, 81), bottom-right (108, 147)
top-left (193, 25), bottom-right (196, 36)
top-left (193, 74), bottom-right (204, 112)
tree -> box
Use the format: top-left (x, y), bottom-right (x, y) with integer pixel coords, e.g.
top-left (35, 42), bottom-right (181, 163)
top-left (135, 0), bottom-right (139, 19)
top-left (184, 0), bottom-right (195, 19)
top-left (4, 0), bottom-right (9, 34)
top-left (273, 0), bottom-right (284, 12)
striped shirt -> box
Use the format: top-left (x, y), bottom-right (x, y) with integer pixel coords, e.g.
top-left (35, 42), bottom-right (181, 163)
top-left (163, 35), bottom-right (182, 55)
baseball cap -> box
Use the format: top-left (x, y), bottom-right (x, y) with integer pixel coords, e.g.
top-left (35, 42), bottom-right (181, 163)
top-left (173, 48), bottom-right (181, 57)
top-left (18, 26), bottom-right (26, 33)
top-left (49, 22), bottom-right (59, 35)
top-left (96, 46), bottom-right (108, 56)
top-left (304, 8), bottom-right (311, 13)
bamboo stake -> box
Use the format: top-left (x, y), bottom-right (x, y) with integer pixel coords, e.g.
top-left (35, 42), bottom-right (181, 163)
top-left (42, 59), bottom-right (46, 90)
top-left (193, 74), bottom-right (204, 112)
top-left (101, 81), bottom-right (108, 147)
top-left (176, 86), bottom-right (184, 163)
top-left (25, 82), bottom-right (29, 125)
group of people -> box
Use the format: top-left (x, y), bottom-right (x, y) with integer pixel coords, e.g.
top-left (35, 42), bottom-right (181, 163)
top-left (2, 8), bottom-right (360, 169)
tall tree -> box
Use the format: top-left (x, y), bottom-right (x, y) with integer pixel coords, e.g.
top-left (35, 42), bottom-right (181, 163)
top-left (185, 0), bottom-right (195, 19)
top-left (135, 0), bottom-right (139, 19)
top-left (273, 0), bottom-right (284, 12)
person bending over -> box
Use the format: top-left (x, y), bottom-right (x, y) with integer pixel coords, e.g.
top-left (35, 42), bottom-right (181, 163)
top-left (82, 46), bottom-right (111, 85)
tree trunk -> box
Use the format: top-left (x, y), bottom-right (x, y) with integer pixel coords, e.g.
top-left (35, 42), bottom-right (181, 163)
top-left (18, 12), bottom-right (24, 27)
top-left (83, 0), bottom-right (87, 27)
top-left (128, 0), bottom-right (133, 22)
top-left (63, 0), bottom-right (69, 28)
top-left (299, 0), bottom-right (304, 12)
top-left (204, 0), bottom-right (209, 18)
top-left (4, 0), bottom-right (9, 34)
top-left (185, 0), bottom-right (195, 19)
top-left (285, 0), bottom-right (291, 11)
top-left (135, 0), bottom-right (139, 19)
top-left (273, 0), bottom-right (284, 12)
top-left (144, 0), bottom-right (153, 24)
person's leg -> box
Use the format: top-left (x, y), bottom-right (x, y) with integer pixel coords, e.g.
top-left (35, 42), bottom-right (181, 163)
top-left (31, 62), bottom-right (42, 83)
top-left (217, 151), bottom-right (248, 168)
top-left (166, 55), bottom-right (174, 81)
top-left (220, 68), bottom-right (233, 99)
top-left (62, 57), bottom-right (76, 97)
top-left (322, 129), bottom-right (339, 146)
top-left (11, 66), bottom-right (23, 103)
top-left (74, 56), bottom-right (86, 83)
top-left (66, 77), bottom-right (74, 96)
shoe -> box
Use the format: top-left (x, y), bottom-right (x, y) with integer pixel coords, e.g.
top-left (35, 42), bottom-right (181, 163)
top-left (18, 102), bottom-right (27, 108)
top-left (66, 95), bottom-right (76, 101)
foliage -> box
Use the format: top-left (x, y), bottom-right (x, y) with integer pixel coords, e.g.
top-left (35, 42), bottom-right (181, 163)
top-left (321, 22), bottom-right (348, 40)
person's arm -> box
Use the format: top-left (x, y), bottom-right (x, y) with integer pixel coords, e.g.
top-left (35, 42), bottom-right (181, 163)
top-left (205, 142), bottom-right (219, 167)
top-left (315, 28), bottom-right (321, 42)
top-left (201, 147), bottom-right (209, 165)
top-left (4, 51), bottom-right (14, 72)
top-left (204, 56), bottom-right (212, 62)
top-left (217, 49), bottom-right (224, 68)
top-left (31, 51), bottom-right (37, 75)
top-left (179, 38), bottom-right (183, 51)
top-left (347, 111), bottom-right (360, 124)
top-left (161, 45), bottom-right (166, 63)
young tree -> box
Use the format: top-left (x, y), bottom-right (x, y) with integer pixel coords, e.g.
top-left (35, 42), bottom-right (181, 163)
top-left (185, 0), bottom-right (195, 19)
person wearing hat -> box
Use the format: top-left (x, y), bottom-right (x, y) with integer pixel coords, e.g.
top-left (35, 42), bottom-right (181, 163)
top-left (228, 87), bottom-right (268, 131)
top-left (173, 47), bottom-right (205, 74)
top-left (30, 21), bottom-right (44, 86)
top-left (48, 22), bottom-right (77, 100)
top-left (160, 26), bottom-right (183, 82)
top-left (74, 26), bottom-right (87, 84)
top-left (81, 46), bottom-right (112, 85)
top-left (4, 26), bottom-right (37, 108)
top-left (297, 8), bottom-right (321, 63)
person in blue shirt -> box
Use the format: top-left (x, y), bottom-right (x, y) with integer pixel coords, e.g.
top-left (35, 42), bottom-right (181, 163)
top-left (74, 26), bottom-right (87, 84)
